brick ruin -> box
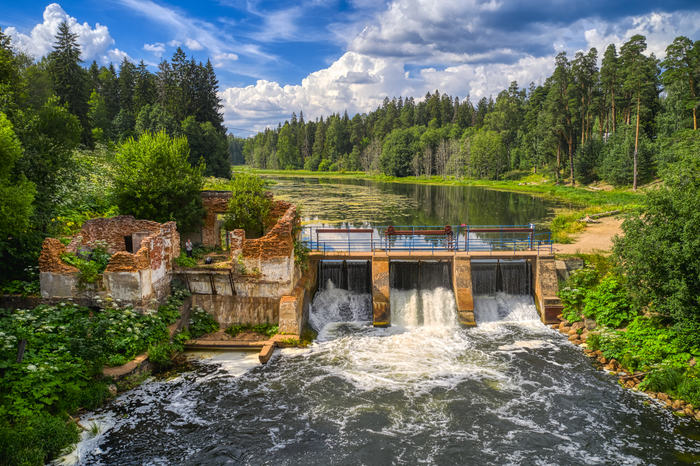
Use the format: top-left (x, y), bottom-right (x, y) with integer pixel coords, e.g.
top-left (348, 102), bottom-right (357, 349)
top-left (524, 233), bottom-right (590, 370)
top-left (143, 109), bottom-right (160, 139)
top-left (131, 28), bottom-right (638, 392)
top-left (199, 191), bottom-right (232, 248)
top-left (38, 191), bottom-right (308, 335)
top-left (39, 216), bottom-right (179, 307)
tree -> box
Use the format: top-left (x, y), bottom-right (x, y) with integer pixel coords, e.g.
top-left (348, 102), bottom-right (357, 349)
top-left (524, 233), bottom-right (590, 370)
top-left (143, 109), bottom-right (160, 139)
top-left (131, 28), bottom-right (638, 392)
top-left (180, 116), bottom-right (230, 178)
top-left (114, 131), bottom-right (205, 233)
top-left (601, 44), bottom-right (620, 134)
top-left (661, 36), bottom-right (700, 131)
top-left (223, 173), bottom-right (272, 238)
top-left (0, 113), bottom-right (35, 245)
top-left (87, 90), bottom-right (110, 142)
top-left (48, 21), bottom-right (89, 142)
top-left (599, 125), bottom-right (653, 187)
top-left (614, 151), bottom-right (700, 332)
top-left (18, 96), bottom-right (81, 229)
top-left (468, 129), bottom-right (508, 179)
top-left (620, 35), bottom-right (659, 189)
top-left (380, 128), bottom-right (419, 177)
top-left (134, 103), bottom-right (177, 136)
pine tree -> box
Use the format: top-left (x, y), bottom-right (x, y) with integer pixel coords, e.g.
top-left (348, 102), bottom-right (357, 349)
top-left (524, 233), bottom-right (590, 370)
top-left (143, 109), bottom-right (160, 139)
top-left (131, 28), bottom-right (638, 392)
top-left (48, 21), bottom-right (89, 141)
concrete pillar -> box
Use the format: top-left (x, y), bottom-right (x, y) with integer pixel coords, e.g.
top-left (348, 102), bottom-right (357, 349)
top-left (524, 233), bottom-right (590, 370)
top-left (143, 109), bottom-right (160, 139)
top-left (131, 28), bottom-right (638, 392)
top-left (372, 256), bottom-right (390, 327)
top-left (534, 257), bottom-right (563, 324)
top-left (453, 257), bottom-right (476, 327)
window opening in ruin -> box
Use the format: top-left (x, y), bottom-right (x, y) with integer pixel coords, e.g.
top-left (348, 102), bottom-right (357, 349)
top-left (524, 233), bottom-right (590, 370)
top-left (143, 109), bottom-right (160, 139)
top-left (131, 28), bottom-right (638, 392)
top-left (124, 235), bottom-right (133, 253)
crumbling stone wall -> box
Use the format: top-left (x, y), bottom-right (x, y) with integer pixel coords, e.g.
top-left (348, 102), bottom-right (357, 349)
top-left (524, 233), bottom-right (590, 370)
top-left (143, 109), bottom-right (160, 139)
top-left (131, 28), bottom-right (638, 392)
top-left (69, 216), bottom-right (163, 254)
top-left (227, 202), bottom-right (297, 294)
top-left (39, 216), bottom-right (179, 307)
top-left (200, 191), bottom-right (232, 248)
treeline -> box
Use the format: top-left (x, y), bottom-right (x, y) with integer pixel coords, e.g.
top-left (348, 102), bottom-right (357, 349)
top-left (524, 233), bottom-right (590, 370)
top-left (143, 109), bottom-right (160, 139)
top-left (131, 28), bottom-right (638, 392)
top-left (0, 23), bottom-right (230, 281)
top-left (242, 35), bottom-right (699, 188)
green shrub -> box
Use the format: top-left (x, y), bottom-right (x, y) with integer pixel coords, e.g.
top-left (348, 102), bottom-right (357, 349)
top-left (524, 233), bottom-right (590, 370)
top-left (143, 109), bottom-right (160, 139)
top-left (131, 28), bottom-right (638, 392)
top-left (148, 341), bottom-right (177, 369)
top-left (225, 323), bottom-right (278, 338)
top-left (639, 366), bottom-right (685, 393)
top-left (558, 266), bottom-right (600, 322)
top-left (582, 274), bottom-right (635, 328)
top-left (188, 308), bottom-right (219, 338)
top-left (174, 254), bottom-right (198, 268)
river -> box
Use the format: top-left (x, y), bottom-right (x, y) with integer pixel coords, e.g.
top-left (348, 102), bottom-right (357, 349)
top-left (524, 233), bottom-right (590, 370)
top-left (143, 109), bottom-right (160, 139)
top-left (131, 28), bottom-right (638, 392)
top-left (66, 178), bottom-right (700, 465)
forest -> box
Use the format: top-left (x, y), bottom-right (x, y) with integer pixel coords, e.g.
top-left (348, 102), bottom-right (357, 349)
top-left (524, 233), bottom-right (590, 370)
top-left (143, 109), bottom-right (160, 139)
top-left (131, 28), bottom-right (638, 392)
top-left (0, 22), bottom-right (239, 284)
top-left (240, 35), bottom-right (699, 191)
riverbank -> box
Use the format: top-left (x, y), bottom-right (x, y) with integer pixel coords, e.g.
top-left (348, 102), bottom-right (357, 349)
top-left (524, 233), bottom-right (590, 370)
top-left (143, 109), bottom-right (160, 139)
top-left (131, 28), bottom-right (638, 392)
top-left (0, 293), bottom-right (219, 465)
top-left (556, 254), bottom-right (700, 419)
top-left (230, 167), bottom-right (645, 208)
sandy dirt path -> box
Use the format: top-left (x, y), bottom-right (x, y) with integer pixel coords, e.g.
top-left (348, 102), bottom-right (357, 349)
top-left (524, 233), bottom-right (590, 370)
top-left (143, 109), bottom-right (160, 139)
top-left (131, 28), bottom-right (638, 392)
top-left (554, 216), bottom-right (624, 254)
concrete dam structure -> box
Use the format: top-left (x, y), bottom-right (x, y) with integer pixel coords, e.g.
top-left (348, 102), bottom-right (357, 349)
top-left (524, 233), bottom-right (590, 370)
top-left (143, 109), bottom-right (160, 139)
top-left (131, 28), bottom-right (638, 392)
top-left (310, 253), bottom-right (562, 328)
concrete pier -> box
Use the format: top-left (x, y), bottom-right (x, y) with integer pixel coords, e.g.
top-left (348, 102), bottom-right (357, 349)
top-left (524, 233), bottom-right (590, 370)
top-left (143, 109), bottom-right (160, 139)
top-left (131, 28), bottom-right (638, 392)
top-left (372, 257), bottom-right (390, 327)
top-left (453, 257), bottom-right (476, 326)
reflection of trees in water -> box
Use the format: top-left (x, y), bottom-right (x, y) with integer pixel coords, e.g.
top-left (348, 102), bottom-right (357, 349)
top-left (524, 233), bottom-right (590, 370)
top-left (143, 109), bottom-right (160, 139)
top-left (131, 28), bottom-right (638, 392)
top-left (269, 176), bottom-right (557, 226)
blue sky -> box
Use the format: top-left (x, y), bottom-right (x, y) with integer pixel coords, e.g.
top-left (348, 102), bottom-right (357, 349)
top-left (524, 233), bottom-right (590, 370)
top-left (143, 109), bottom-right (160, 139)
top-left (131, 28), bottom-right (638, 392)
top-left (3, 1), bottom-right (700, 135)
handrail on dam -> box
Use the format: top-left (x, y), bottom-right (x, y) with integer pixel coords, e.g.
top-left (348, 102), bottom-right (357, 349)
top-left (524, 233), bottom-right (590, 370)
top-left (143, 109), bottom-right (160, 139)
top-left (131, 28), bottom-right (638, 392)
top-left (301, 224), bottom-right (553, 255)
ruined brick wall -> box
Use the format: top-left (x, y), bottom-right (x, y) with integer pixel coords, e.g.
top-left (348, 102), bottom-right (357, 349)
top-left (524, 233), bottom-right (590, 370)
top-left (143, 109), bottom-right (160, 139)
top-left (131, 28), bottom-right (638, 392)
top-left (38, 238), bottom-right (79, 273)
top-left (39, 216), bottom-right (179, 305)
top-left (201, 191), bottom-right (232, 247)
top-left (242, 203), bottom-right (297, 260)
top-left (264, 200), bottom-right (292, 232)
top-left (70, 216), bottom-right (163, 253)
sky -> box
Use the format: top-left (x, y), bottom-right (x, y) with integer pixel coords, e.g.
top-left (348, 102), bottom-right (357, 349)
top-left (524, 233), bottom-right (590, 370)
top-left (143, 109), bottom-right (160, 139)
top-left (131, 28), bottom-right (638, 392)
top-left (2, 1), bottom-right (700, 136)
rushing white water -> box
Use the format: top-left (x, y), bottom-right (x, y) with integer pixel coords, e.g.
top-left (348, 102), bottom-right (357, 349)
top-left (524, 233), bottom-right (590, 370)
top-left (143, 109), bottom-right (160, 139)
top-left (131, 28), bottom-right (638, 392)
top-left (72, 287), bottom-right (700, 464)
top-left (474, 292), bottom-right (540, 325)
top-left (309, 280), bottom-right (371, 333)
top-left (390, 287), bottom-right (458, 328)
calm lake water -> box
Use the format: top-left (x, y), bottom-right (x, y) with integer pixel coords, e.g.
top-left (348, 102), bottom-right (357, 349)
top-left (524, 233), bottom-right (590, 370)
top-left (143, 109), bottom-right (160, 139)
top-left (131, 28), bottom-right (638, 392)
top-left (68, 178), bottom-right (700, 465)
top-left (266, 176), bottom-right (560, 226)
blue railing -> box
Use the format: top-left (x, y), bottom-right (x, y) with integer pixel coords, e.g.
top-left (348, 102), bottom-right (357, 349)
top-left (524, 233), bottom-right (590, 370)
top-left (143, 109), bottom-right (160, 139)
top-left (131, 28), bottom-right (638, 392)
top-left (301, 224), bottom-right (553, 254)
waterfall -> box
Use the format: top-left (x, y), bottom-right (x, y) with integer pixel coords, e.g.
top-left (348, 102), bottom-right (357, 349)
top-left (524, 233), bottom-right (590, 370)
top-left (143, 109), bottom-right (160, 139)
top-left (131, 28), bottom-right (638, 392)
top-left (389, 260), bottom-right (457, 328)
top-left (309, 283), bottom-right (371, 332)
top-left (318, 260), bottom-right (370, 292)
top-left (499, 260), bottom-right (532, 295)
top-left (473, 293), bottom-right (540, 324)
top-left (471, 259), bottom-right (531, 296)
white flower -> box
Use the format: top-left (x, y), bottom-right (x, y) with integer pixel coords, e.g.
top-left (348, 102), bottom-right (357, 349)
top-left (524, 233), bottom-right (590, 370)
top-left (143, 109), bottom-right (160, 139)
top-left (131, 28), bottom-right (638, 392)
top-left (26, 364), bottom-right (37, 372)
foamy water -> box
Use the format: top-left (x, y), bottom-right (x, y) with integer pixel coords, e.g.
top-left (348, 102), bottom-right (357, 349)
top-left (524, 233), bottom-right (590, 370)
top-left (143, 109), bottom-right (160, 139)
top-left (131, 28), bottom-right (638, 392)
top-left (69, 289), bottom-right (700, 464)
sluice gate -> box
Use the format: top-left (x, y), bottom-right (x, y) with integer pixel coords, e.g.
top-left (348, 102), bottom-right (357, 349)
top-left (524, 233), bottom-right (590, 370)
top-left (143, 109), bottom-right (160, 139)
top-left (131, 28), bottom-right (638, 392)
top-left (306, 224), bottom-right (562, 329)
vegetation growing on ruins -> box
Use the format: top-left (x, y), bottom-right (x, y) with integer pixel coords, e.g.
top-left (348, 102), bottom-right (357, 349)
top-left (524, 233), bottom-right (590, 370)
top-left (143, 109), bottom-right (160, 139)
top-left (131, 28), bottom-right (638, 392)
top-left (223, 172), bottom-right (273, 238)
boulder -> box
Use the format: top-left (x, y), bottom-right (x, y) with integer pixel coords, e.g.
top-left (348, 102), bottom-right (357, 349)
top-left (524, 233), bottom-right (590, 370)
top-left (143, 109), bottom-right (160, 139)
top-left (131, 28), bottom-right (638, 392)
top-left (580, 330), bottom-right (589, 341)
top-left (658, 393), bottom-right (669, 402)
top-left (684, 406), bottom-right (694, 417)
top-left (672, 399), bottom-right (683, 410)
top-left (584, 318), bottom-right (597, 330)
top-left (571, 321), bottom-right (585, 332)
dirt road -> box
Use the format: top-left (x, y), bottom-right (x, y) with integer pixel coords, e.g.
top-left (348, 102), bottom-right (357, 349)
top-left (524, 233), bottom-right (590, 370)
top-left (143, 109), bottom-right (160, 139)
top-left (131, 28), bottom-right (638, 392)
top-left (554, 216), bottom-right (623, 254)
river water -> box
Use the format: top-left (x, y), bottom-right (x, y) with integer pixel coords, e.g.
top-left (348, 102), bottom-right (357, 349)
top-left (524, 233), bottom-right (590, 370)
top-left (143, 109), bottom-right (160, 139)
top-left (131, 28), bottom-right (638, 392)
top-left (67, 178), bottom-right (700, 465)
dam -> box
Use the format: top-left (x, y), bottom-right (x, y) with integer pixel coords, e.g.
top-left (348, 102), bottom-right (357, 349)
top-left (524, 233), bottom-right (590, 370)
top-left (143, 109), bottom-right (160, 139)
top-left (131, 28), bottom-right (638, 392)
top-left (303, 224), bottom-right (563, 330)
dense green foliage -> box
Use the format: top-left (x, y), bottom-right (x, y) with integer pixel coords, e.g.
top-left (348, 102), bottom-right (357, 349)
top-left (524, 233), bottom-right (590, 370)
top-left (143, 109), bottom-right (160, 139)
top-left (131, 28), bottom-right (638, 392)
top-left (0, 291), bottom-right (189, 464)
top-left (114, 131), bottom-right (205, 233)
top-left (614, 145), bottom-right (700, 331)
top-left (60, 240), bottom-right (111, 286)
top-left (0, 24), bottom-right (234, 283)
top-left (225, 323), bottom-right (279, 338)
top-left (223, 172), bottom-right (272, 238)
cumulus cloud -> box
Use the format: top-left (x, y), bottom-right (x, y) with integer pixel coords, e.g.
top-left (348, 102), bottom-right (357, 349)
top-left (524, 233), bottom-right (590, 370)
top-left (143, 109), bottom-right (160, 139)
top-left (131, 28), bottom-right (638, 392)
top-left (6, 3), bottom-right (115, 62)
top-left (144, 42), bottom-right (166, 55)
top-left (220, 0), bottom-right (700, 134)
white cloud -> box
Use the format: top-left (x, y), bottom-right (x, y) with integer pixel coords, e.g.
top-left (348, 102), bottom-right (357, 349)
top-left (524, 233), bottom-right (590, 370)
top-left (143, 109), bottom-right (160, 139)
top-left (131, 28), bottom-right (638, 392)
top-left (6, 3), bottom-right (114, 62)
top-left (185, 38), bottom-right (203, 51)
top-left (144, 42), bottom-right (166, 55)
top-left (219, 1), bottom-right (700, 133)
top-left (102, 48), bottom-right (132, 64)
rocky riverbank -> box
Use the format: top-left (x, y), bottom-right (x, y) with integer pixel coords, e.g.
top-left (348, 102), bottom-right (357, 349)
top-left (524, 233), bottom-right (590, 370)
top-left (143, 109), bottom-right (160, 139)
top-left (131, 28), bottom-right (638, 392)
top-left (551, 317), bottom-right (700, 421)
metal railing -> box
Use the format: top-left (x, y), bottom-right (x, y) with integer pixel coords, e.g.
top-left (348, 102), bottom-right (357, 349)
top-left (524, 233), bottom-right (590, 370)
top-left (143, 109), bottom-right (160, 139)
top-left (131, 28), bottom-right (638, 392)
top-left (301, 224), bottom-right (553, 254)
